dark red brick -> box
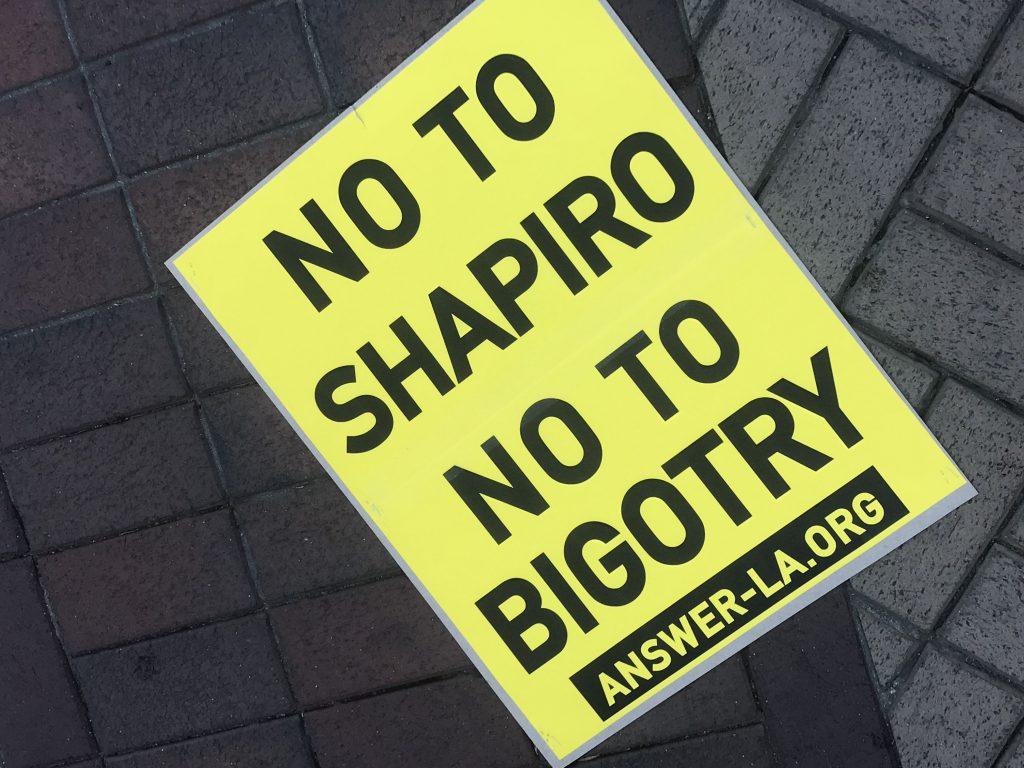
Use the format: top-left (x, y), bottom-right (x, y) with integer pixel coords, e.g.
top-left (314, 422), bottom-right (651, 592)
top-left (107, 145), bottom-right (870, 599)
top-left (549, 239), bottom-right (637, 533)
top-left (202, 385), bottom-right (321, 497)
top-left (588, 725), bottom-right (770, 767)
top-left (237, 479), bottom-right (397, 602)
top-left (163, 288), bottom-right (251, 392)
top-left (91, 4), bottom-right (323, 173)
top-left (0, 0), bottom-right (74, 92)
top-left (747, 589), bottom-right (897, 767)
top-left (0, 189), bottom-right (149, 332)
top-left (0, 300), bottom-right (188, 448)
top-left (3, 404), bottom-right (221, 550)
top-left (272, 576), bottom-right (467, 706)
top-left (131, 120), bottom-right (322, 282)
top-left (106, 717), bottom-right (313, 768)
top-left (0, 559), bottom-right (94, 767)
top-left (305, 675), bottom-right (537, 768)
top-left (0, 487), bottom-right (25, 558)
top-left (66, 0), bottom-right (260, 59)
top-left (39, 511), bottom-right (255, 654)
top-left (74, 615), bottom-right (292, 752)
top-left (0, 76), bottom-right (112, 216)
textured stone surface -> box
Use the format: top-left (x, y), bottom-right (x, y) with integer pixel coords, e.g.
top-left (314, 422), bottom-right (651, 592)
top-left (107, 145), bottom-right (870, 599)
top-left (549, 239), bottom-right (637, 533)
top-left (0, 300), bottom-right (187, 448)
top-left (202, 385), bottom-right (322, 497)
top-left (1006, 507), bottom-right (1024, 551)
top-left (699, 0), bottom-right (840, 187)
top-left (66, 0), bottom-right (259, 59)
top-left (0, 489), bottom-right (26, 559)
top-left (237, 479), bottom-right (396, 602)
top-left (846, 211), bottom-right (1024, 406)
top-left (913, 96), bottom-right (1024, 260)
top-left (0, 76), bottom-right (112, 216)
top-left (105, 717), bottom-right (314, 768)
top-left (0, 559), bottom-right (94, 768)
top-left (271, 577), bottom-right (467, 706)
top-left (890, 646), bottom-right (1024, 768)
top-left (855, 602), bottom-right (919, 691)
top-left (91, 4), bottom-right (322, 173)
top-left (163, 288), bottom-right (251, 392)
top-left (4, 405), bottom-right (221, 550)
top-left (685, 0), bottom-right (718, 38)
top-left (304, 675), bottom-right (537, 768)
top-left (0, 0), bottom-right (74, 92)
top-left (0, 190), bottom-right (149, 332)
top-left (978, 11), bottom-right (1024, 114)
top-left (607, 0), bottom-right (699, 82)
top-left (942, 545), bottom-right (1024, 683)
top-left (74, 615), bottom-right (292, 752)
top-left (747, 589), bottom-right (896, 767)
top-left (854, 382), bottom-right (1024, 628)
top-left (588, 726), bottom-right (771, 767)
top-left (1001, 729), bottom-right (1024, 768)
top-left (815, 0), bottom-right (1012, 78)
top-left (39, 512), bottom-right (254, 654)
top-left (862, 336), bottom-right (939, 410)
top-left (758, 37), bottom-right (955, 295)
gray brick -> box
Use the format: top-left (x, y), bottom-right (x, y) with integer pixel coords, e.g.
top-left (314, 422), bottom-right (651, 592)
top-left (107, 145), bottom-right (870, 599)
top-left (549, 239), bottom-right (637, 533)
top-left (890, 646), bottom-right (1024, 768)
top-left (1001, 728), bottom-right (1024, 768)
top-left (74, 615), bottom-right (292, 752)
top-left (4, 404), bottom-right (222, 550)
top-left (815, 0), bottom-right (1012, 79)
top-left (0, 559), bottom-right (94, 768)
top-left (1005, 506), bottom-right (1024, 551)
top-left (913, 97), bottom-right (1024, 260)
top-left (304, 675), bottom-right (537, 768)
top-left (854, 382), bottom-right (1024, 628)
top-left (237, 479), bottom-right (396, 602)
top-left (978, 11), bottom-right (1024, 114)
top-left (0, 488), bottom-right (25, 558)
top-left (0, 76), bottom-right (112, 216)
top-left (862, 336), bottom-right (939, 410)
top-left (91, 4), bottom-right (322, 173)
top-left (699, 0), bottom-right (840, 187)
top-left (685, 0), bottom-right (718, 38)
top-left (0, 190), bottom-right (150, 332)
top-left (0, 300), bottom-right (188, 448)
top-left (271, 577), bottom-right (467, 707)
top-left (105, 717), bottom-right (313, 768)
top-left (203, 385), bottom-right (321, 497)
top-left (588, 725), bottom-right (771, 768)
top-left (0, 0), bottom-right (74, 92)
top-left (163, 288), bottom-right (250, 393)
top-left (846, 211), bottom-right (1024, 407)
top-left (942, 545), bottom-right (1024, 683)
top-left (855, 602), bottom-right (919, 692)
top-left (758, 36), bottom-right (956, 295)
top-left (38, 512), bottom-right (255, 654)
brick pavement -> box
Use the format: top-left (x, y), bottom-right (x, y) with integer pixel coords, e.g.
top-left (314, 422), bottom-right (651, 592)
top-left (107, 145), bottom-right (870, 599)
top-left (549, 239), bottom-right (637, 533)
top-left (0, 0), bottom-right (1015, 766)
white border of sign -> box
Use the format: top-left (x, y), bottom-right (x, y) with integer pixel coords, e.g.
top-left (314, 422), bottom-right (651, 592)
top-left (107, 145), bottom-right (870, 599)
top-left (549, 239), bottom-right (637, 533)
top-left (167, 1), bottom-right (976, 764)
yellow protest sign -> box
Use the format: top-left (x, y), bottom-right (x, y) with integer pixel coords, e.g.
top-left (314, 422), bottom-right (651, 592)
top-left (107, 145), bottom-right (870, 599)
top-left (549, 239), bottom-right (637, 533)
top-left (168, 0), bottom-right (974, 763)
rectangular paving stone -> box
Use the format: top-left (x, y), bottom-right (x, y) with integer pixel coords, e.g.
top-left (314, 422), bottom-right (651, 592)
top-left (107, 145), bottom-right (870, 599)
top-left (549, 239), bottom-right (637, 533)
top-left (304, 675), bottom-right (538, 768)
top-left (0, 299), bottom-right (188, 448)
top-left (38, 511), bottom-right (255, 654)
top-left (698, 0), bottom-right (841, 187)
top-left (271, 576), bottom-right (467, 707)
top-left (854, 381), bottom-right (1024, 628)
top-left (758, 36), bottom-right (956, 296)
top-left (0, 189), bottom-right (149, 332)
top-left (91, 4), bottom-right (322, 173)
top-left (0, 0), bottom-right (74, 92)
top-left (202, 385), bottom-right (322, 497)
top-left (587, 655), bottom-right (757, 757)
top-left (912, 96), bottom-right (1024, 260)
top-left (66, 0), bottom-right (258, 59)
top-left (0, 559), bottom-right (95, 768)
top-left (74, 614), bottom-right (292, 753)
top-left (747, 588), bottom-right (897, 767)
top-left (846, 211), bottom-right (1024, 407)
top-left (587, 725), bottom-right (771, 767)
top-left (978, 10), bottom-right (1024, 114)
top-left (105, 716), bottom-right (313, 768)
top-left (0, 76), bottom-right (112, 216)
top-left (815, 0), bottom-right (1012, 78)
top-left (0, 488), bottom-right (25, 558)
top-left (889, 645), bottom-right (1024, 768)
top-left (942, 545), bottom-right (1024, 684)
top-left (131, 120), bottom-right (323, 282)
top-left (862, 336), bottom-right (938, 410)
top-left (163, 288), bottom-right (251, 393)
top-left (237, 478), bottom-right (397, 602)
top-left (3, 404), bottom-right (222, 550)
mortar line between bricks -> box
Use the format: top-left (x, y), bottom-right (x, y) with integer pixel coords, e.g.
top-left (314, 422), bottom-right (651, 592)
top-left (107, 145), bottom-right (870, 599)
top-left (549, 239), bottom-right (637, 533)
top-left (968, 88), bottom-right (1024, 125)
top-left (294, 0), bottom-right (337, 113)
top-left (738, 650), bottom-right (782, 768)
top-left (903, 201), bottom-right (1024, 271)
top-left (992, 715), bottom-right (1024, 768)
top-left (575, 719), bottom-right (767, 764)
top-left (692, 0), bottom-right (727, 49)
